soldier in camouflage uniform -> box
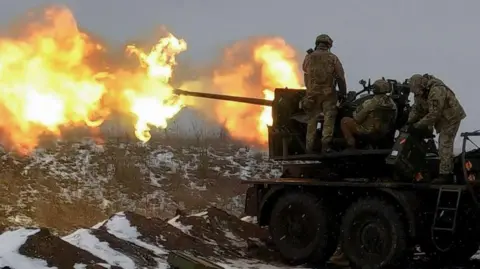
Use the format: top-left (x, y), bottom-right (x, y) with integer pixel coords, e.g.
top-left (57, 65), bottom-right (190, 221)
top-left (408, 74), bottom-right (466, 184)
top-left (340, 79), bottom-right (398, 148)
top-left (302, 34), bottom-right (347, 153)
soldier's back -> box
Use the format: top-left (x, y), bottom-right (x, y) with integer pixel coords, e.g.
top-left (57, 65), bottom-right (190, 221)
top-left (307, 49), bottom-right (340, 93)
top-left (362, 96), bottom-right (397, 133)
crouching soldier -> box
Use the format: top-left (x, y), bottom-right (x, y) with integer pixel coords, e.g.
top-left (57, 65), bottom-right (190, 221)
top-left (340, 79), bottom-right (398, 149)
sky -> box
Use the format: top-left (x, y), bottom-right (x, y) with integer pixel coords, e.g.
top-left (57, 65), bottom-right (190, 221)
top-left (1, 0), bottom-right (479, 145)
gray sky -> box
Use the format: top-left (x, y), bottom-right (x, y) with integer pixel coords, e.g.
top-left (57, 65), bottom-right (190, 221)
top-left (2, 0), bottom-right (480, 144)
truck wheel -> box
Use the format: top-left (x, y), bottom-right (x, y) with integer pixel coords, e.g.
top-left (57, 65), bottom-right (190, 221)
top-left (341, 197), bottom-right (407, 268)
top-left (268, 191), bottom-right (336, 265)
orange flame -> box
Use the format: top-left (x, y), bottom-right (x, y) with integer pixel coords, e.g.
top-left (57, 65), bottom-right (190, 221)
top-left (0, 6), bottom-right (106, 153)
top-left (0, 5), bottom-right (306, 153)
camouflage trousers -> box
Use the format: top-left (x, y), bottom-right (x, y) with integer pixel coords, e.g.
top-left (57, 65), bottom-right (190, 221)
top-left (306, 95), bottom-right (337, 152)
top-left (438, 121), bottom-right (461, 174)
top-left (340, 117), bottom-right (363, 147)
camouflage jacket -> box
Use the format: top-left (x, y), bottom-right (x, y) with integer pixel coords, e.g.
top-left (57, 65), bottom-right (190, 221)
top-left (354, 95), bottom-right (398, 134)
top-left (302, 46), bottom-right (345, 97)
top-left (408, 78), bottom-right (466, 132)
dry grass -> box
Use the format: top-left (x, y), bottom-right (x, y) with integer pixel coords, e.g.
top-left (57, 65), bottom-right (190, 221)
top-left (33, 196), bottom-right (108, 234)
top-left (0, 119), bottom-right (267, 233)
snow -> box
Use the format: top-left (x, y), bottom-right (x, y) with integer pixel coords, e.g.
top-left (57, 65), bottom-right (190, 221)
top-left (104, 212), bottom-right (167, 256)
top-left (240, 216), bottom-right (257, 224)
top-left (0, 214), bottom-right (328, 269)
top-left (63, 229), bottom-right (136, 269)
top-left (217, 259), bottom-right (307, 269)
top-left (0, 228), bottom-right (53, 269)
top-left (0, 139), bottom-right (294, 268)
top-left (167, 215), bottom-right (193, 234)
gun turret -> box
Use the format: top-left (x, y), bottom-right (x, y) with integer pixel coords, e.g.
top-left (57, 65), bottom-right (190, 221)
top-left (172, 89), bottom-right (273, 106)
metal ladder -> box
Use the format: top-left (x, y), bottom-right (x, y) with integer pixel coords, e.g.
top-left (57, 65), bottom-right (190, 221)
top-left (431, 186), bottom-right (462, 252)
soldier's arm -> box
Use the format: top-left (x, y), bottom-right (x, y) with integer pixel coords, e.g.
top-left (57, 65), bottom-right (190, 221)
top-left (333, 56), bottom-right (347, 96)
top-left (415, 87), bottom-right (446, 127)
top-left (392, 102), bottom-right (399, 122)
top-left (407, 96), bottom-right (424, 124)
top-left (354, 100), bottom-right (373, 124)
top-left (302, 55), bottom-right (310, 89)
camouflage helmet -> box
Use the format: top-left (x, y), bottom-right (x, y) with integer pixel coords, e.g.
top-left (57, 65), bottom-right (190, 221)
top-left (372, 79), bottom-right (390, 94)
top-left (409, 74), bottom-right (428, 95)
top-left (315, 34), bottom-right (333, 48)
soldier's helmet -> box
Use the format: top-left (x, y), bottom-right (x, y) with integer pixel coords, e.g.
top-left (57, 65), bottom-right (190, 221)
top-left (409, 74), bottom-right (425, 95)
top-left (372, 79), bottom-right (391, 94)
top-left (315, 34), bottom-right (333, 48)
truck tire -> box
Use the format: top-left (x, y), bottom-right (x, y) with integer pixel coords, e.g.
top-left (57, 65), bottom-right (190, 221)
top-left (268, 191), bottom-right (336, 265)
top-left (341, 197), bottom-right (407, 268)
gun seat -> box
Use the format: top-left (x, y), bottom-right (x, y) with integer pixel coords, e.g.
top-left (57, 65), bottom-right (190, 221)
top-left (356, 131), bottom-right (394, 149)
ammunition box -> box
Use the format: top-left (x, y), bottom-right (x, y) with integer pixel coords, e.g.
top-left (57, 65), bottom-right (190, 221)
top-left (386, 131), bottom-right (427, 181)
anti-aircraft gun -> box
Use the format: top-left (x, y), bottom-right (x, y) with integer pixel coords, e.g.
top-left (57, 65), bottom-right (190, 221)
top-left (174, 81), bottom-right (480, 268)
top-left (174, 78), bottom-right (421, 180)
top-left (174, 78), bottom-right (412, 160)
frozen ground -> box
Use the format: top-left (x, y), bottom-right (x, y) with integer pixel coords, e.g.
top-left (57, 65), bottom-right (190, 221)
top-left (0, 137), bottom-right (283, 233)
top-left (0, 208), bottom-right (306, 269)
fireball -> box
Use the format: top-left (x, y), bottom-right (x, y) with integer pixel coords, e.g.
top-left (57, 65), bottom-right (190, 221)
top-left (0, 6), bottom-right (106, 153)
top-left (122, 33), bottom-right (187, 142)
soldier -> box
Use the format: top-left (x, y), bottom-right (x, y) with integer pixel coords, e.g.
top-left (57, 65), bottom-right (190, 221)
top-left (407, 74), bottom-right (466, 184)
top-left (340, 79), bottom-right (398, 148)
top-left (302, 34), bottom-right (347, 153)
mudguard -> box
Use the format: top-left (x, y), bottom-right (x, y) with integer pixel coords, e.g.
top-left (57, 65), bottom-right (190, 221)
top-left (379, 188), bottom-right (418, 237)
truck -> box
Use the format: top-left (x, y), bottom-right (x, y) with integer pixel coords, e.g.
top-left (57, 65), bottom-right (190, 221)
top-left (173, 78), bottom-right (480, 268)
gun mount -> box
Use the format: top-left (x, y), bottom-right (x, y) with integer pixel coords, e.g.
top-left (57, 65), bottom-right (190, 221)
top-left (173, 78), bottom-right (413, 160)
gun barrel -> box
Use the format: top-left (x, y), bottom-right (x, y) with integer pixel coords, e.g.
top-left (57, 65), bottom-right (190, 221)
top-left (173, 89), bottom-right (273, 106)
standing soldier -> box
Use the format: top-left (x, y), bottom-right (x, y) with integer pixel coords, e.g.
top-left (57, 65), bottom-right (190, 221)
top-left (407, 74), bottom-right (466, 184)
top-left (302, 34), bottom-right (347, 153)
top-left (340, 79), bottom-right (398, 148)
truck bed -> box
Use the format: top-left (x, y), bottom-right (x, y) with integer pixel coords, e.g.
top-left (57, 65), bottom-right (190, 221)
top-left (241, 177), bottom-right (469, 190)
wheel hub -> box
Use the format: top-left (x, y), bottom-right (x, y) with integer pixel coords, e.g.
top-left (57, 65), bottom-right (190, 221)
top-left (281, 207), bottom-right (312, 248)
top-left (360, 221), bottom-right (386, 254)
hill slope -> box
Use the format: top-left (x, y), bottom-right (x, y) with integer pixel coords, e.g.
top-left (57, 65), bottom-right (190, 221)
top-left (0, 137), bottom-right (281, 234)
top-left (0, 208), bottom-right (302, 269)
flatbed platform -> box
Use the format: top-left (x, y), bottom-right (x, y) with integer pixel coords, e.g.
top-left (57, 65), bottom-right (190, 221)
top-left (242, 177), bottom-right (473, 190)
top-left (272, 149), bottom-right (392, 161)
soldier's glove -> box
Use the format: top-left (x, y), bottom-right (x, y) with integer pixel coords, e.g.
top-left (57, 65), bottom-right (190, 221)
top-left (407, 125), bottom-right (418, 133)
top-left (400, 124), bottom-right (410, 132)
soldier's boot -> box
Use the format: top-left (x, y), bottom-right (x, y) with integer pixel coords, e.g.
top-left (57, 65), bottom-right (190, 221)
top-left (321, 141), bottom-right (332, 153)
top-left (432, 174), bottom-right (453, 184)
top-left (328, 250), bottom-right (350, 267)
top-left (346, 138), bottom-right (355, 149)
top-left (305, 143), bottom-right (315, 154)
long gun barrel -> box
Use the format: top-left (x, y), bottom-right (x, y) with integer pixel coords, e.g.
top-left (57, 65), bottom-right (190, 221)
top-left (173, 89), bottom-right (273, 106)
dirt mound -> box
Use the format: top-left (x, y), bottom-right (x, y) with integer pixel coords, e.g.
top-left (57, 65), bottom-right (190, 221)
top-left (167, 207), bottom-right (278, 261)
top-left (0, 207), bottom-right (288, 268)
top-left (18, 228), bottom-right (110, 268)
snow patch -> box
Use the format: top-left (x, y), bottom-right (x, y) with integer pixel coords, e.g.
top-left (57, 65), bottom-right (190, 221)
top-left (63, 229), bottom-right (136, 269)
top-left (189, 211), bottom-right (208, 217)
top-left (104, 212), bottom-right (167, 256)
top-left (240, 216), bottom-right (257, 224)
top-left (0, 228), bottom-right (52, 269)
top-left (167, 215), bottom-right (193, 234)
